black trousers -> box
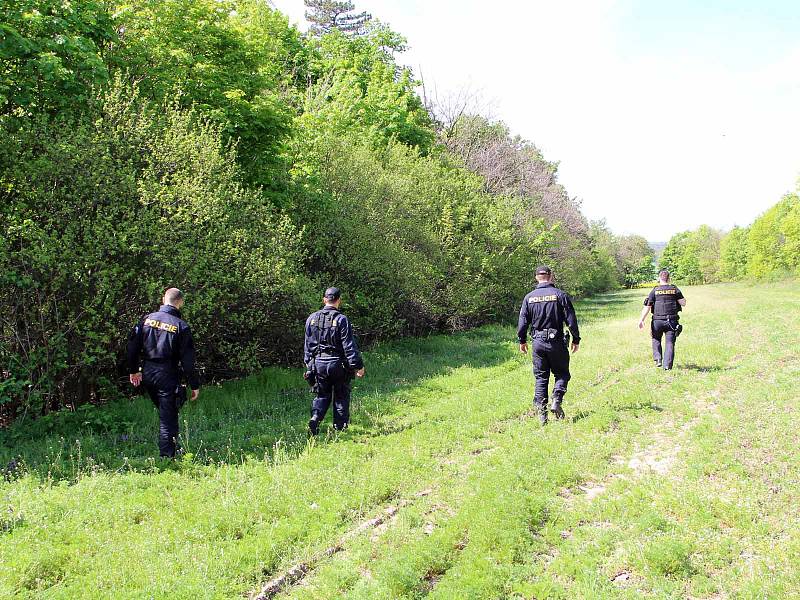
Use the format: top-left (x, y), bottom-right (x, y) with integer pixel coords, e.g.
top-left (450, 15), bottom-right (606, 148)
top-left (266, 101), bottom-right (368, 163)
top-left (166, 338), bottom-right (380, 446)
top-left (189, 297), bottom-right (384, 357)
top-left (532, 338), bottom-right (571, 408)
top-left (311, 359), bottom-right (352, 430)
top-left (143, 363), bottom-right (183, 457)
top-left (651, 318), bottom-right (679, 370)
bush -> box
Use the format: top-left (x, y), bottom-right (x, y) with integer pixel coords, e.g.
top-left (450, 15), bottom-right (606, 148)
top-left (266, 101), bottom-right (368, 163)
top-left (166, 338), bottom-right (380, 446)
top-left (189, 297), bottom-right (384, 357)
top-left (0, 82), bottom-right (311, 415)
top-left (292, 132), bottom-right (551, 340)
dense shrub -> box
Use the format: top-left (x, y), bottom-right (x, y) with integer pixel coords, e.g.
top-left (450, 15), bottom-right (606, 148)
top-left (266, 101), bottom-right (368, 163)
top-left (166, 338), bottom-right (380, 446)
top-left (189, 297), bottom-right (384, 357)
top-left (746, 193), bottom-right (800, 278)
top-left (0, 0), bottom-right (638, 419)
top-left (0, 84), bottom-right (310, 415)
top-left (719, 226), bottom-right (749, 281)
top-left (292, 132), bottom-right (551, 339)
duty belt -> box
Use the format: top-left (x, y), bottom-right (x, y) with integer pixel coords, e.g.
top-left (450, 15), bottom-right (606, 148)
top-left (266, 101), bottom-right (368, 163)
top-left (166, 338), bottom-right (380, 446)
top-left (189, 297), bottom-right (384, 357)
top-left (532, 328), bottom-right (562, 340)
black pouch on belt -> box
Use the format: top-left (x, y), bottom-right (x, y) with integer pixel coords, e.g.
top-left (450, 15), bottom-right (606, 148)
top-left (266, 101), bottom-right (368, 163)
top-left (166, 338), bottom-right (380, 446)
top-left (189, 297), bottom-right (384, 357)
top-left (176, 384), bottom-right (188, 409)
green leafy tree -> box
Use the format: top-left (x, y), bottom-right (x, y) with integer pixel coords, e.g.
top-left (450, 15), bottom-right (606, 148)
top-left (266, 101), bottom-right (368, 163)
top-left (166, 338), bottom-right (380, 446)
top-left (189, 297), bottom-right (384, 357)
top-left (109, 0), bottom-right (305, 187)
top-left (660, 226), bottom-right (720, 284)
top-left (719, 226), bottom-right (750, 281)
top-left (747, 193), bottom-right (800, 277)
top-left (0, 0), bottom-right (116, 117)
top-left (615, 235), bottom-right (656, 287)
top-left (0, 82), bottom-right (309, 413)
top-left (301, 26), bottom-right (434, 152)
top-left (304, 0), bottom-right (371, 37)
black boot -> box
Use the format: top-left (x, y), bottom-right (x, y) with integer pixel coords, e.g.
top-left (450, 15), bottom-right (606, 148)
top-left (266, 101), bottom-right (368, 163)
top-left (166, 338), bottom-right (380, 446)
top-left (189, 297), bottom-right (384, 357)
top-left (534, 399), bottom-right (548, 425)
top-left (308, 413), bottom-right (321, 436)
top-left (549, 397), bottom-right (565, 420)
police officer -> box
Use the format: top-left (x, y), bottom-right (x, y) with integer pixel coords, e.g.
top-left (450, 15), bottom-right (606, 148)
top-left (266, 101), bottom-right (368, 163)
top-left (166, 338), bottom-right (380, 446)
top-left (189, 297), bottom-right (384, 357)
top-left (639, 269), bottom-right (686, 370)
top-left (304, 287), bottom-right (365, 435)
top-left (127, 288), bottom-right (200, 457)
top-left (517, 266), bottom-right (581, 424)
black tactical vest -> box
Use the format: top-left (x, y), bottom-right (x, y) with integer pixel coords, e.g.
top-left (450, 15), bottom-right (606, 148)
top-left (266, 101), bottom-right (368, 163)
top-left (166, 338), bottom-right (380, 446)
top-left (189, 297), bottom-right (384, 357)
top-left (309, 308), bottom-right (343, 356)
top-left (651, 285), bottom-right (681, 318)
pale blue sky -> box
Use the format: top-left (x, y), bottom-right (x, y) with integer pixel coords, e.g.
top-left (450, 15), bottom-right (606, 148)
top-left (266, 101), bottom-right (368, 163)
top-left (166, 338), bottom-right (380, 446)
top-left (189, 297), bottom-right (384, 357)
top-left (272, 0), bottom-right (800, 240)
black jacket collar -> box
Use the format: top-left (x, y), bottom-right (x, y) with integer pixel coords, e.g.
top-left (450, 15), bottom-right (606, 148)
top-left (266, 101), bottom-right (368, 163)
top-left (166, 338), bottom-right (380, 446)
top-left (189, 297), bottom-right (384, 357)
top-left (159, 304), bottom-right (182, 318)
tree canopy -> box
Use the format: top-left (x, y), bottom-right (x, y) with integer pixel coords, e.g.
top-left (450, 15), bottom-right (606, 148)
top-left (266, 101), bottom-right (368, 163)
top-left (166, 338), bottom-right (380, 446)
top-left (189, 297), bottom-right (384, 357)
top-left (0, 0), bottom-right (675, 416)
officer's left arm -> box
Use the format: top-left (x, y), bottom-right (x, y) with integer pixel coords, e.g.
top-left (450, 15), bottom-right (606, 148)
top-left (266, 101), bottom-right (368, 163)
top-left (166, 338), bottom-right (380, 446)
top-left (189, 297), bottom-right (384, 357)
top-left (177, 325), bottom-right (201, 392)
top-left (303, 317), bottom-right (314, 366)
top-left (638, 305), bottom-right (651, 328)
top-left (561, 294), bottom-right (581, 346)
top-left (339, 317), bottom-right (364, 371)
top-left (126, 320), bottom-right (144, 386)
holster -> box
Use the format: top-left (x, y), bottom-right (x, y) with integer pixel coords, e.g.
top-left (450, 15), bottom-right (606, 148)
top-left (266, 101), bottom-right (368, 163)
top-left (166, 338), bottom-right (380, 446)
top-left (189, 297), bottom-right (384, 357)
top-left (342, 360), bottom-right (356, 382)
top-left (176, 384), bottom-right (188, 409)
top-left (303, 360), bottom-right (318, 394)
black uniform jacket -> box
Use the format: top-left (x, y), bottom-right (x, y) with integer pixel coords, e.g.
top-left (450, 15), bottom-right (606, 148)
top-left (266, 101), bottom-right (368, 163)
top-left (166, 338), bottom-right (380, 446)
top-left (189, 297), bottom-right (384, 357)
top-left (126, 304), bottom-right (201, 389)
top-left (517, 283), bottom-right (581, 344)
top-left (644, 284), bottom-right (684, 319)
top-left (303, 306), bottom-right (364, 370)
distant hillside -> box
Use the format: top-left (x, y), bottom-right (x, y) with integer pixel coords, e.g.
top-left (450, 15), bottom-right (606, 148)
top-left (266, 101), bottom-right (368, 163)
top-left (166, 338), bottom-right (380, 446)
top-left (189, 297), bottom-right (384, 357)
top-left (650, 241), bottom-right (667, 261)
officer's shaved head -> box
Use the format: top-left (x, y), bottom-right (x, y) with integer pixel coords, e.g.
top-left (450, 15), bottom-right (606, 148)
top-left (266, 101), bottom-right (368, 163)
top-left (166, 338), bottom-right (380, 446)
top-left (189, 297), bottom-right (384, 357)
top-left (658, 270), bottom-right (670, 282)
top-left (163, 287), bottom-right (184, 307)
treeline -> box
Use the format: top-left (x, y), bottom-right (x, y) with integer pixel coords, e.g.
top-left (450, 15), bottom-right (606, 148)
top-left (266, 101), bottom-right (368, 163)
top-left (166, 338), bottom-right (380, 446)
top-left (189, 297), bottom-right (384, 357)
top-left (660, 187), bottom-right (800, 283)
top-left (0, 0), bottom-right (653, 416)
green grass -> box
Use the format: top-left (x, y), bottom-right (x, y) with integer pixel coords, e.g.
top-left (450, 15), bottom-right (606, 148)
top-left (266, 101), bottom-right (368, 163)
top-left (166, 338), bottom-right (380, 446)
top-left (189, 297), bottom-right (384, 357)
top-left (2, 281), bottom-right (800, 598)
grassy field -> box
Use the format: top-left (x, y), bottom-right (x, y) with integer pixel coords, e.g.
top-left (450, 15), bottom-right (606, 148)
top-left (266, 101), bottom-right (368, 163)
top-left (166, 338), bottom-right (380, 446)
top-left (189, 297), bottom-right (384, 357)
top-left (2, 281), bottom-right (800, 599)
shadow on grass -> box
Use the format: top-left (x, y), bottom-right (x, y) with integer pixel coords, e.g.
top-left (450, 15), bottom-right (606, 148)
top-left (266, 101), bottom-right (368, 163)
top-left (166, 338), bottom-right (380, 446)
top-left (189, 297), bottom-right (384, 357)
top-left (0, 325), bottom-right (519, 481)
top-left (571, 401), bottom-right (664, 423)
top-left (679, 363), bottom-right (737, 373)
top-left (1, 289), bottom-right (648, 481)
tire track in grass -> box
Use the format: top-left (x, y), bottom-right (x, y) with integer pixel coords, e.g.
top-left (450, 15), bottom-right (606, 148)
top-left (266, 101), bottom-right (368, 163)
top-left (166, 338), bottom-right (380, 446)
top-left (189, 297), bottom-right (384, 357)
top-left (317, 391), bottom-right (663, 598)
top-left (277, 302), bottom-right (671, 598)
top-left (259, 408), bottom-right (538, 598)
top-left (536, 382), bottom-right (728, 598)
top-left (249, 365), bottom-right (538, 599)
top-left (251, 489), bottom-right (435, 599)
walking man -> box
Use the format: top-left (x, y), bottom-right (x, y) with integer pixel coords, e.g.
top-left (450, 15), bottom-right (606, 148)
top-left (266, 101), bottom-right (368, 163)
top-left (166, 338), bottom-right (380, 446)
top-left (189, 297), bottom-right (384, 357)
top-left (127, 288), bottom-right (200, 457)
top-left (517, 266), bottom-right (581, 424)
top-left (639, 270), bottom-right (686, 370)
top-left (304, 287), bottom-right (365, 435)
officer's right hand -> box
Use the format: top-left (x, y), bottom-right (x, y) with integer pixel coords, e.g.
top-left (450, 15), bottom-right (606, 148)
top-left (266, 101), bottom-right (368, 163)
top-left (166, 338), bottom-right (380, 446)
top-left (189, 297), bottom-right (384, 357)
top-left (571, 342), bottom-right (580, 354)
top-left (355, 368), bottom-right (365, 378)
top-left (191, 388), bottom-right (200, 401)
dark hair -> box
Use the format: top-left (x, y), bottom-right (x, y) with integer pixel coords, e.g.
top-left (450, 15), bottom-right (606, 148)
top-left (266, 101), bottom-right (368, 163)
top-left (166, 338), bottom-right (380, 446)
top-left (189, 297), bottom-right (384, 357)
top-left (658, 270), bottom-right (670, 281)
